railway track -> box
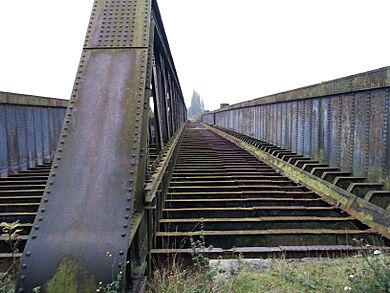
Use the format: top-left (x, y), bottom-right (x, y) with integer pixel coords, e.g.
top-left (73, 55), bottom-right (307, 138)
top-left (0, 148), bottom-right (161, 271)
top-left (0, 123), bottom-right (388, 271)
top-left (0, 162), bottom-right (51, 270)
top-left (152, 123), bottom-right (388, 261)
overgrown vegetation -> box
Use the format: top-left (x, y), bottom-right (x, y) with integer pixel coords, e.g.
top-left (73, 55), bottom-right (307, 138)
top-left (147, 235), bottom-right (219, 293)
top-left (147, 245), bottom-right (390, 293)
top-left (0, 220), bottom-right (23, 293)
top-left (218, 253), bottom-right (389, 293)
top-left (0, 227), bottom-right (388, 293)
top-left (95, 271), bottom-right (122, 293)
top-left (0, 274), bottom-right (15, 293)
top-left (95, 252), bottom-right (123, 293)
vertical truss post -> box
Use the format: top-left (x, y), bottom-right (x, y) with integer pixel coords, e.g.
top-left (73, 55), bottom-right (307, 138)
top-left (17, 0), bottom-right (154, 291)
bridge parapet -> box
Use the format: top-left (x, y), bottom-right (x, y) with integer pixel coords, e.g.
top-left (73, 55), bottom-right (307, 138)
top-left (203, 67), bottom-right (390, 189)
top-left (0, 92), bottom-right (67, 177)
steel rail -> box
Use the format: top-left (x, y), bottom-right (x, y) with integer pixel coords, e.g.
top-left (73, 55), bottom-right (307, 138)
top-left (202, 123), bottom-right (390, 239)
top-left (145, 122), bottom-right (186, 204)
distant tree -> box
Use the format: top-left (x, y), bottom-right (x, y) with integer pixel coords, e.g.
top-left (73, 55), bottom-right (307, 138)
top-left (188, 90), bottom-right (203, 120)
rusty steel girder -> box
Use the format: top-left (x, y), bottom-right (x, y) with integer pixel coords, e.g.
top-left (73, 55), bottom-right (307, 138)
top-left (203, 123), bottom-right (390, 239)
top-left (202, 69), bottom-right (390, 248)
top-left (17, 0), bottom-right (186, 292)
top-left (202, 67), bottom-right (390, 188)
top-left (202, 68), bottom-right (390, 213)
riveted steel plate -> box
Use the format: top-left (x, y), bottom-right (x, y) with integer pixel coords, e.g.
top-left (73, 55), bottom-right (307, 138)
top-left (368, 90), bottom-right (386, 182)
top-left (353, 92), bottom-right (370, 177)
top-left (85, 0), bottom-right (151, 48)
top-left (17, 46), bottom-right (149, 291)
top-left (340, 94), bottom-right (354, 172)
top-left (0, 105), bottom-right (7, 177)
top-left (329, 96), bottom-right (342, 167)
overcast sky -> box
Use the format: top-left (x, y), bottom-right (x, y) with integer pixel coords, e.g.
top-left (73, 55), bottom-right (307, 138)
top-left (0, 0), bottom-right (389, 111)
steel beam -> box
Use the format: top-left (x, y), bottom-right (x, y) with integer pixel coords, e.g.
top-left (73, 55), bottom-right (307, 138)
top-left (17, 0), bottom-right (186, 291)
top-left (17, 0), bottom-right (153, 292)
top-left (203, 67), bottom-right (390, 190)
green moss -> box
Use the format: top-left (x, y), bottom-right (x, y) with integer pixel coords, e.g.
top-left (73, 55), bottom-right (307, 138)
top-left (204, 124), bottom-right (389, 238)
top-left (368, 167), bottom-right (383, 183)
top-left (382, 177), bottom-right (390, 191)
top-left (245, 142), bottom-right (348, 206)
top-left (318, 148), bottom-right (326, 162)
top-left (45, 258), bottom-right (96, 293)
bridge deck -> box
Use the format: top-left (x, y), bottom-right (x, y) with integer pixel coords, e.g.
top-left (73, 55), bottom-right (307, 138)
top-left (151, 123), bottom-right (388, 263)
top-left (0, 123), bottom-right (388, 274)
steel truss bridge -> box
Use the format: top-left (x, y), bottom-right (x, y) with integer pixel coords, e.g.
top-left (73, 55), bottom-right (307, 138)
top-left (0, 0), bottom-right (388, 292)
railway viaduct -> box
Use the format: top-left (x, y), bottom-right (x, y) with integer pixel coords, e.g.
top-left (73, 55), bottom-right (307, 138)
top-left (0, 0), bottom-right (388, 292)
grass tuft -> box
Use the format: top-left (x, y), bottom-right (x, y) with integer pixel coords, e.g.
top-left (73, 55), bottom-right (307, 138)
top-left (147, 253), bottom-right (390, 293)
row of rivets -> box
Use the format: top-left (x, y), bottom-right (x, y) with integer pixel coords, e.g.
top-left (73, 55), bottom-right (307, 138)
top-left (326, 99), bottom-right (331, 161)
top-left (85, 0), bottom-right (150, 48)
top-left (336, 96), bottom-right (342, 166)
top-left (382, 91), bottom-right (389, 173)
top-left (364, 93), bottom-right (371, 176)
top-left (19, 48), bottom-right (88, 288)
top-left (348, 95), bottom-right (356, 172)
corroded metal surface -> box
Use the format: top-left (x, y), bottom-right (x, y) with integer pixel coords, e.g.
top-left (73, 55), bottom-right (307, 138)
top-left (0, 93), bottom-right (67, 177)
top-left (18, 48), bottom-right (149, 291)
top-left (203, 123), bottom-right (390, 239)
top-left (0, 92), bottom-right (68, 107)
top-left (151, 123), bottom-right (387, 265)
top-left (17, 0), bottom-right (186, 291)
top-left (202, 68), bottom-right (390, 191)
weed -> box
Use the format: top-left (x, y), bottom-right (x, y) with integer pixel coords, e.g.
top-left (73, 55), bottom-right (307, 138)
top-left (347, 250), bottom-right (390, 293)
top-left (0, 274), bottom-right (15, 293)
top-left (95, 251), bottom-right (124, 293)
top-left (0, 220), bottom-right (22, 262)
top-left (189, 234), bottom-right (218, 292)
top-left (147, 228), bottom-right (219, 293)
top-left (0, 220), bottom-right (23, 292)
top-left (95, 271), bottom-right (122, 293)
